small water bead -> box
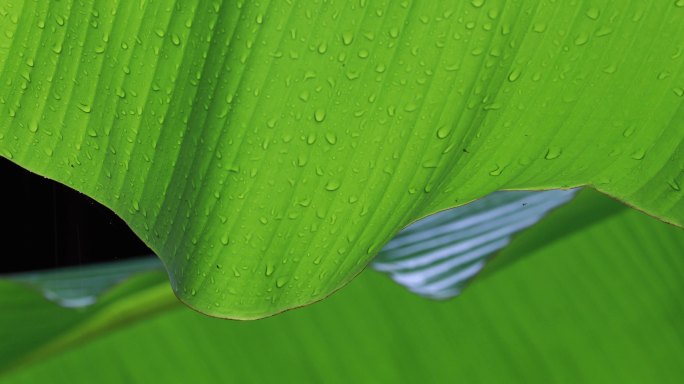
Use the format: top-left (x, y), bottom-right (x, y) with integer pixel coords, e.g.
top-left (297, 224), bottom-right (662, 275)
top-left (489, 164), bottom-right (505, 176)
top-left (508, 67), bottom-right (522, 82)
top-left (436, 126), bottom-right (450, 139)
top-left (532, 22), bottom-right (547, 33)
top-left (631, 149), bottom-right (646, 160)
top-left (342, 32), bottom-right (354, 45)
top-left (314, 109), bottom-right (326, 122)
top-left (317, 42), bottom-right (327, 54)
top-left (220, 234), bottom-right (229, 245)
top-left (622, 126), bottom-right (635, 137)
top-left (345, 71), bottom-right (360, 80)
top-left (585, 7), bottom-right (600, 20)
top-left (325, 180), bottom-right (341, 191)
top-left (325, 132), bottom-right (337, 144)
top-left (594, 26), bottom-right (613, 37)
top-left (265, 263), bottom-right (275, 276)
top-left (544, 147), bottom-right (562, 160)
top-left (28, 121), bottom-right (39, 133)
top-left (276, 277), bottom-right (288, 288)
top-left (574, 32), bottom-right (590, 46)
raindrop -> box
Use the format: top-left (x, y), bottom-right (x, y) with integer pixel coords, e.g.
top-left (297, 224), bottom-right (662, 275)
top-left (28, 121), bottom-right (39, 133)
top-left (489, 164), bottom-right (505, 176)
top-left (342, 32), bottom-right (354, 45)
top-left (508, 67), bottom-right (522, 82)
top-left (532, 22), bottom-right (547, 33)
top-left (585, 7), bottom-right (600, 20)
top-left (631, 149), bottom-right (646, 160)
top-left (325, 132), bottom-right (337, 144)
top-left (317, 42), bottom-right (328, 54)
top-left (314, 108), bottom-right (326, 122)
top-left (77, 103), bottom-right (92, 113)
top-left (325, 180), bottom-right (341, 191)
top-left (436, 126), bottom-right (450, 139)
top-left (574, 32), bottom-right (590, 46)
top-left (171, 34), bottom-right (181, 46)
top-left (265, 263), bottom-right (275, 276)
top-left (544, 147), bottom-right (562, 160)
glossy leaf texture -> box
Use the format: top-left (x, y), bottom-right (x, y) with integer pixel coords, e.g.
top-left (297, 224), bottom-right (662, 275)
top-left (1, 191), bottom-right (683, 382)
top-left (1, 1), bottom-right (683, 318)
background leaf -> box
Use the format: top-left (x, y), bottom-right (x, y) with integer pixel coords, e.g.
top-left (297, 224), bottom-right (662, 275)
top-left (1, 191), bottom-right (683, 382)
top-left (372, 189), bottom-right (577, 298)
top-left (3, 258), bottom-right (162, 308)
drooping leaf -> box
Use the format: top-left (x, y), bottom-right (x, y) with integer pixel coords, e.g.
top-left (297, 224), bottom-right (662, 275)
top-left (2, 189), bottom-right (574, 308)
top-left (1, 1), bottom-right (683, 318)
top-left (3, 189), bottom-right (576, 307)
top-left (1, 190), bottom-right (683, 382)
top-left (372, 189), bottom-right (577, 299)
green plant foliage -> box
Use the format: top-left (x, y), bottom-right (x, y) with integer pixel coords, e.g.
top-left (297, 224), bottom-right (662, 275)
top-left (1, 191), bottom-right (683, 382)
top-left (1, 1), bottom-right (683, 318)
top-left (4, 258), bottom-right (163, 308)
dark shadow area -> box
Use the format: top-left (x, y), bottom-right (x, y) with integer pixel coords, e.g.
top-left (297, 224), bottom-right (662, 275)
top-left (1, 157), bottom-right (153, 273)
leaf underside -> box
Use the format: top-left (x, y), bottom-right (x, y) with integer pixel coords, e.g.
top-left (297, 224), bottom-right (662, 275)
top-left (1, 1), bottom-right (683, 318)
top-left (373, 189), bottom-right (577, 299)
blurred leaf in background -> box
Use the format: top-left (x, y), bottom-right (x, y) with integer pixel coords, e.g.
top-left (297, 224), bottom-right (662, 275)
top-left (2, 190), bottom-right (683, 383)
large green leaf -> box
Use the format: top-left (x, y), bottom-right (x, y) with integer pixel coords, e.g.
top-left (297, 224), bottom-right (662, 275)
top-left (1, 1), bottom-right (683, 318)
top-left (1, 191), bottom-right (683, 382)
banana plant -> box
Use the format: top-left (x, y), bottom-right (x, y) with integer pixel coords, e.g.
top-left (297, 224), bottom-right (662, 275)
top-left (1, 0), bottom-right (683, 319)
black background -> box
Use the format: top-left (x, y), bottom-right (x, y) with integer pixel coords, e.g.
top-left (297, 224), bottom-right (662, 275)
top-left (1, 157), bottom-right (152, 273)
